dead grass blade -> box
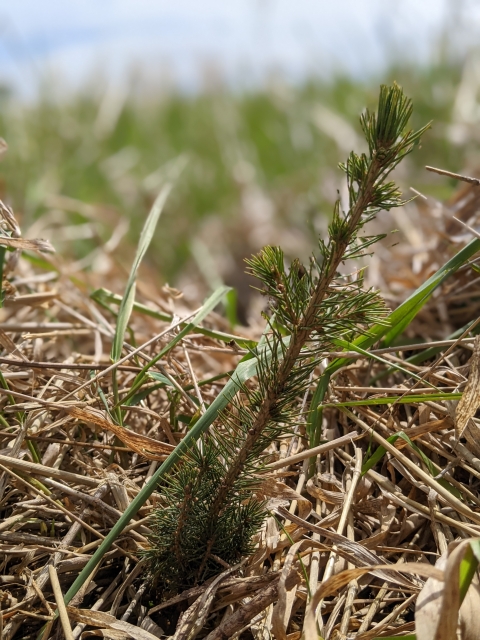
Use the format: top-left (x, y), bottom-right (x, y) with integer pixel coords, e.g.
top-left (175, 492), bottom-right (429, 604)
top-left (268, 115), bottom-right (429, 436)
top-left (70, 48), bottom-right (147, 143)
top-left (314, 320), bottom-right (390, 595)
top-left (0, 237), bottom-right (54, 252)
top-left (4, 291), bottom-right (58, 308)
top-left (49, 565), bottom-right (74, 640)
top-left (455, 335), bottom-right (480, 439)
top-left (204, 571), bottom-right (301, 640)
top-left (257, 477), bottom-right (312, 519)
top-left (272, 539), bottom-right (311, 640)
top-left (0, 452), bottom-right (102, 487)
top-left (276, 507), bottom-right (418, 589)
top-left (343, 408), bottom-right (480, 525)
top-left (65, 406), bottom-right (175, 460)
top-left (304, 563), bottom-right (443, 640)
top-left (265, 432), bottom-right (363, 470)
top-left (172, 564), bottom-right (243, 640)
top-left (416, 539), bottom-right (480, 640)
top-left (66, 607), bottom-right (160, 640)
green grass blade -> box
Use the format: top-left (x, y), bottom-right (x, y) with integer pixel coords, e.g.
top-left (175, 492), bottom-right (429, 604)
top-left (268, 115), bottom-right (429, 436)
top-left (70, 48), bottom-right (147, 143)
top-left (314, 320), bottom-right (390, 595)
top-left (109, 159), bottom-right (185, 423)
top-left (360, 429), bottom-right (461, 498)
top-left (369, 320), bottom-right (480, 384)
top-left (225, 288), bottom-right (238, 328)
top-left (111, 179), bottom-right (176, 363)
top-left (146, 372), bottom-right (175, 387)
top-left (333, 237), bottom-right (480, 369)
top-left (330, 337), bottom-right (438, 388)
top-left (459, 541), bottom-right (480, 603)
top-left (382, 239), bottom-right (480, 346)
top-left (92, 287), bottom-right (256, 348)
top-left (321, 392), bottom-right (461, 408)
top-left (406, 323), bottom-right (476, 365)
top-left (128, 370), bottom-right (233, 406)
top-left (307, 238), bottom-right (480, 473)
top-left (120, 285), bottom-right (231, 405)
top-left (306, 374), bottom-right (329, 447)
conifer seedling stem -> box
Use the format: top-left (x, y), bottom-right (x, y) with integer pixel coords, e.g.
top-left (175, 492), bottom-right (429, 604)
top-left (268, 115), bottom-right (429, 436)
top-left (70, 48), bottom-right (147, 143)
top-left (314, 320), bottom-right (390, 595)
top-left (200, 160), bottom-right (383, 573)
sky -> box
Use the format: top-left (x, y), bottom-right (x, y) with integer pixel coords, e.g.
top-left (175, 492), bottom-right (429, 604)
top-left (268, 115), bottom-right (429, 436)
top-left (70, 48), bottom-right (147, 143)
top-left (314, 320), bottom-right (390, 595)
top-left (0, 0), bottom-right (478, 96)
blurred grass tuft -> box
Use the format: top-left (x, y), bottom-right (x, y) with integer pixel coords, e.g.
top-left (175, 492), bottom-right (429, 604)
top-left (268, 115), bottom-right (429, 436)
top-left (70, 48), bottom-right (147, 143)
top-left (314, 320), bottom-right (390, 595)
top-left (0, 56), bottom-right (475, 292)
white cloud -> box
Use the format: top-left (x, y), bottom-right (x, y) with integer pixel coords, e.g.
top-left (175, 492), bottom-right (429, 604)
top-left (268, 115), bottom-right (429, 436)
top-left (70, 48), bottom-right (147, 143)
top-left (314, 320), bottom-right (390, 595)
top-left (0, 0), bottom-right (477, 96)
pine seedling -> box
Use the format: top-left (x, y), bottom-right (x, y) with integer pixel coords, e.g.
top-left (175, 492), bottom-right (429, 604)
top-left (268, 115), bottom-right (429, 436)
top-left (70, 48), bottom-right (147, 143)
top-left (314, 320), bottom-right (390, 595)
top-left (143, 83), bottom-right (430, 594)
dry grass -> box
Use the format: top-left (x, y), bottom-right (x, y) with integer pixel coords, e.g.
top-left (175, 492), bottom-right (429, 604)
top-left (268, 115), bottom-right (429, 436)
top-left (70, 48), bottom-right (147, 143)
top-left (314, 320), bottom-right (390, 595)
top-left (1, 179), bottom-right (480, 639)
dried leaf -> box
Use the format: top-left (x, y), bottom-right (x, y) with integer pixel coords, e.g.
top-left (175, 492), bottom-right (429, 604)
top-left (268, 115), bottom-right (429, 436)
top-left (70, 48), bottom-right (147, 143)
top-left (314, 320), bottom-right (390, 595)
top-left (416, 538), bottom-right (480, 640)
top-left (82, 630), bottom-right (128, 639)
top-left (204, 572), bottom-right (301, 640)
top-left (214, 574), bottom-right (279, 609)
top-left (264, 516), bottom-right (281, 555)
top-left (456, 336), bottom-right (480, 439)
top-left (257, 477), bottom-right (311, 518)
top-left (3, 291), bottom-right (58, 308)
top-left (140, 616), bottom-right (164, 639)
top-left (306, 477), bottom-right (344, 505)
top-left (0, 329), bottom-right (27, 360)
top-left (304, 563), bottom-right (444, 640)
top-left (359, 529), bottom-right (391, 549)
top-left (65, 406), bottom-right (175, 460)
top-left (106, 472), bottom-right (131, 511)
top-left (276, 506), bottom-right (419, 589)
top-left (66, 607), bottom-right (159, 640)
top-left (397, 417), bottom-right (453, 447)
top-left (0, 236), bottom-right (54, 252)
top-left (463, 418), bottom-right (480, 458)
top-left (173, 564), bottom-right (240, 640)
top-left (272, 539), bottom-right (310, 640)
top-left (354, 496), bottom-right (384, 516)
top-left (0, 200), bottom-right (19, 235)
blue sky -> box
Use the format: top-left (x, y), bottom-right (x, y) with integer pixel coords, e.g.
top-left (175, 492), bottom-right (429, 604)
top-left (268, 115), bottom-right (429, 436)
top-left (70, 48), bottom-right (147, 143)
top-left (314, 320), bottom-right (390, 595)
top-left (0, 0), bottom-right (478, 95)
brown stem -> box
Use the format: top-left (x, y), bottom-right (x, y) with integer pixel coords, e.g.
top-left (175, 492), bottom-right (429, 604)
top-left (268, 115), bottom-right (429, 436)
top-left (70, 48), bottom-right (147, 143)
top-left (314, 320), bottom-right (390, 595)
top-left (203, 570), bottom-right (301, 640)
top-left (196, 536), bottom-right (216, 585)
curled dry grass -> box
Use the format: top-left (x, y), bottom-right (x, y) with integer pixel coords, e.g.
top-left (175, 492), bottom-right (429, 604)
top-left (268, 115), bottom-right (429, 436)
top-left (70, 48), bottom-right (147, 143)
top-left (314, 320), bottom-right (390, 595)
top-left (1, 182), bottom-right (480, 640)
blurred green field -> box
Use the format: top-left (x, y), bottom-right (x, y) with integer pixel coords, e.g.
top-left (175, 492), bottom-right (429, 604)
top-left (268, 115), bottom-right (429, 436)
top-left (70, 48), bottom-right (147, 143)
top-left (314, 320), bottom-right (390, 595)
top-left (0, 55), bottom-right (477, 294)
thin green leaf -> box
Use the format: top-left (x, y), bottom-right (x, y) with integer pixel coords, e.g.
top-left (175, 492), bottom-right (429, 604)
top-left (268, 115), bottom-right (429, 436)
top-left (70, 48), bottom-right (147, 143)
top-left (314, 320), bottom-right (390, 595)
top-left (361, 430), bottom-right (461, 498)
top-left (120, 285), bottom-right (231, 405)
top-left (108, 159), bottom-right (185, 423)
top-left (225, 288), bottom-right (238, 327)
top-left (335, 238), bottom-right (480, 367)
top-left (330, 336), bottom-right (438, 388)
top-left (369, 320), bottom-right (480, 384)
top-left (147, 372), bottom-right (176, 387)
top-left (459, 542), bottom-right (480, 603)
top-left (321, 392), bottom-right (461, 408)
top-left (307, 238), bottom-right (480, 473)
top-left (382, 239), bottom-right (480, 347)
top-left (91, 287), bottom-right (256, 349)
top-left (111, 179), bottom-right (176, 363)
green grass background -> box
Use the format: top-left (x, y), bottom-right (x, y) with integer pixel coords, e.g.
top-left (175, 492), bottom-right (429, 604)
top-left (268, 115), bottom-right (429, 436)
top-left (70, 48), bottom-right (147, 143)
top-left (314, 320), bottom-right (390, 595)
top-left (0, 55), bottom-right (475, 286)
